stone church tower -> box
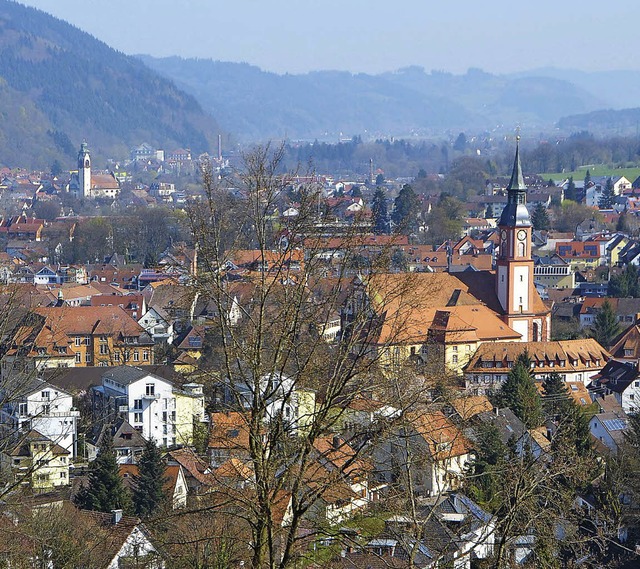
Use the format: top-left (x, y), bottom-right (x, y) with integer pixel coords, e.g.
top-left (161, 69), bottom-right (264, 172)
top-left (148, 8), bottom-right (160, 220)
top-left (495, 138), bottom-right (550, 341)
top-left (78, 142), bottom-right (91, 198)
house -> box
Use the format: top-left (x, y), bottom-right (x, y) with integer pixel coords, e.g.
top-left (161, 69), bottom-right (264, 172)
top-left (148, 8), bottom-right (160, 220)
top-left (464, 339), bottom-right (609, 393)
top-left (92, 366), bottom-right (205, 447)
top-left (588, 359), bottom-right (640, 413)
top-left (579, 298), bottom-right (640, 328)
top-left (120, 463), bottom-right (188, 509)
top-left (589, 412), bottom-right (628, 454)
top-left (533, 255), bottom-right (575, 290)
top-left (476, 408), bottom-right (548, 459)
top-left (609, 323), bottom-right (640, 360)
top-left (77, 508), bottom-right (165, 568)
top-left (208, 411), bottom-right (251, 468)
top-left (167, 447), bottom-right (216, 497)
top-left (1, 305), bottom-right (154, 375)
top-left (1, 429), bottom-right (70, 490)
top-left (0, 377), bottom-right (79, 455)
top-left (138, 305), bottom-right (175, 343)
top-left (377, 411), bottom-right (471, 497)
top-left (89, 418), bottom-right (148, 464)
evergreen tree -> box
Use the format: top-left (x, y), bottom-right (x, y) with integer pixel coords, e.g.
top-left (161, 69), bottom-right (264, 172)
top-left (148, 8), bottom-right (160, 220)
top-left (598, 177), bottom-right (615, 209)
top-left (75, 433), bottom-right (131, 513)
top-left (541, 372), bottom-right (571, 418)
top-left (496, 351), bottom-right (543, 429)
top-left (467, 422), bottom-right (506, 509)
top-left (531, 202), bottom-right (550, 230)
top-left (391, 184), bottom-right (419, 232)
top-left (133, 438), bottom-right (167, 519)
top-left (371, 188), bottom-right (389, 235)
top-left (590, 299), bottom-right (621, 348)
top-left (551, 403), bottom-right (592, 458)
top-left (584, 169), bottom-right (591, 189)
top-left (565, 176), bottom-right (577, 201)
top-left (609, 264), bottom-right (640, 298)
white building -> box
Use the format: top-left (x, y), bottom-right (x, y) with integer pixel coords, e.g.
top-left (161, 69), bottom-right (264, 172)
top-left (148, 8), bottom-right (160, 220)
top-left (92, 366), bottom-right (204, 447)
top-left (0, 377), bottom-right (79, 456)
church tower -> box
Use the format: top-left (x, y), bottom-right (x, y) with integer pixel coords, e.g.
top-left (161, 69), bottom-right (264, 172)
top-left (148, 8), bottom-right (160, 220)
top-left (78, 142), bottom-right (91, 198)
top-left (495, 137), bottom-right (550, 342)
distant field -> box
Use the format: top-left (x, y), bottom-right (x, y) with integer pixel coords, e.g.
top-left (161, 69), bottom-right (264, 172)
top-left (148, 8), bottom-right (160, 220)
top-left (540, 165), bottom-right (640, 183)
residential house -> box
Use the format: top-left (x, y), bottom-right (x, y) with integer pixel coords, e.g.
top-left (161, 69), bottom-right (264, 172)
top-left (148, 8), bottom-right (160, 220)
top-left (555, 241), bottom-right (601, 270)
top-left (1, 429), bottom-right (70, 490)
top-left (92, 366), bottom-right (205, 447)
top-left (0, 377), bottom-right (79, 456)
top-left (89, 418), bottom-right (148, 464)
top-left (464, 339), bottom-right (609, 392)
top-left (589, 412), bottom-right (628, 454)
top-left (476, 408), bottom-right (548, 459)
top-left (609, 323), bottom-right (640, 360)
top-left (579, 298), bottom-right (640, 328)
top-left (589, 359), bottom-right (640, 413)
top-left (533, 255), bottom-right (575, 290)
top-left (120, 463), bottom-right (188, 509)
top-left (378, 411), bottom-right (471, 497)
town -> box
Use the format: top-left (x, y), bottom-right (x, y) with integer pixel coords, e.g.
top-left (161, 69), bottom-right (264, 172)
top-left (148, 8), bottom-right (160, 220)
top-left (0, 132), bottom-right (638, 568)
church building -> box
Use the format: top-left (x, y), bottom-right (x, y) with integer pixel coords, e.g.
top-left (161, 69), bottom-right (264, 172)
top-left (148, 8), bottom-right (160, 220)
top-left (495, 137), bottom-right (551, 342)
top-left (69, 142), bottom-right (120, 199)
top-left (341, 139), bottom-right (552, 374)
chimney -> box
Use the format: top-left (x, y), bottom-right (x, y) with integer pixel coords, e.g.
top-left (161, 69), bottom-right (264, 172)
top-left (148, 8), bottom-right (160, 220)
top-left (111, 509), bottom-right (123, 525)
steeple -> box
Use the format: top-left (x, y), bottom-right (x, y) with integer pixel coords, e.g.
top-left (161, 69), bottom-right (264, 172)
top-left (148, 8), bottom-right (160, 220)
top-left (506, 136), bottom-right (526, 192)
top-left (498, 136), bottom-right (531, 227)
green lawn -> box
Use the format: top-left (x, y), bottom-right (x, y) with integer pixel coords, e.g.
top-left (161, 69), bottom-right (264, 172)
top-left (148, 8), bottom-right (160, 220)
top-left (540, 165), bottom-right (640, 183)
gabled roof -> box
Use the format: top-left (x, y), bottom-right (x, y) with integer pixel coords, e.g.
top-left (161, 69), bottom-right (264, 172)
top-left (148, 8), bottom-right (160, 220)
top-left (101, 365), bottom-right (172, 387)
top-left (406, 410), bottom-right (471, 460)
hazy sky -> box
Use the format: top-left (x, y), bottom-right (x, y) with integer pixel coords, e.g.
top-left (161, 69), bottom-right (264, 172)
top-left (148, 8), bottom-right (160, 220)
top-left (17, 0), bottom-right (640, 75)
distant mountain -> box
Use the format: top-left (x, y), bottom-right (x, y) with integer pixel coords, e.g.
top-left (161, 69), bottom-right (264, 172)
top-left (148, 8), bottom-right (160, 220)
top-left (0, 0), bottom-right (220, 169)
top-left (137, 56), bottom-right (603, 142)
top-left (557, 107), bottom-right (640, 134)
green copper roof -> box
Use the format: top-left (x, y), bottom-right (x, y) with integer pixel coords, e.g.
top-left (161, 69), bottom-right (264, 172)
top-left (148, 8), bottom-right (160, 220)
top-left (506, 137), bottom-right (526, 191)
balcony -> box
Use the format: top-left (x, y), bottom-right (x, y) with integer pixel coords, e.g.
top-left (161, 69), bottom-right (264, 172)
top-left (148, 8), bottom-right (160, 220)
top-left (142, 393), bottom-right (160, 400)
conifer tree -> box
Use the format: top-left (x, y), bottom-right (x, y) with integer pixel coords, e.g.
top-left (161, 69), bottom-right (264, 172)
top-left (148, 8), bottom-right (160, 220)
top-left (75, 432), bottom-right (131, 513)
top-left (496, 351), bottom-right (543, 429)
top-left (541, 371), bottom-right (570, 418)
top-left (531, 202), bottom-right (550, 230)
top-left (132, 438), bottom-right (167, 519)
top-left (371, 188), bottom-right (389, 235)
top-left (391, 184), bottom-right (419, 232)
top-left (590, 299), bottom-right (621, 348)
top-left (598, 176), bottom-right (615, 209)
top-left (584, 169), bottom-right (591, 189)
top-left (565, 176), bottom-right (577, 201)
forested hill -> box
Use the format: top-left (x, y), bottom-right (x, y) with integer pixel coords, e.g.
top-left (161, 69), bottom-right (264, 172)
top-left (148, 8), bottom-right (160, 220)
top-left (558, 108), bottom-right (640, 135)
top-left (0, 0), bottom-right (220, 169)
top-left (137, 56), bottom-right (602, 142)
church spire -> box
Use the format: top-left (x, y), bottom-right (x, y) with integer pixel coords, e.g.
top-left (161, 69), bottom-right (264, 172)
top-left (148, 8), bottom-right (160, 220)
top-left (498, 136), bottom-right (531, 227)
top-left (506, 136), bottom-right (526, 191)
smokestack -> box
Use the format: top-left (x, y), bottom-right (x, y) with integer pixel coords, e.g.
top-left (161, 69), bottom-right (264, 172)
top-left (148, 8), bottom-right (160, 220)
top-left (218, 134), bottom-right (222, 162)
top-left (111, 509), bottom-right (123, 525)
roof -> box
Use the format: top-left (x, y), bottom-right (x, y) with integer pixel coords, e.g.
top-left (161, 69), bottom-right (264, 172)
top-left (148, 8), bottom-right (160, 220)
top-left (465, 339), bottom-right (610, 375)
top-left (34, 305), bottom-right (149, 337)
top-left (101, 365), bottom-right (172, 387)
top-left (406, 410), bottom-right (471, 460)
top-left (209, 412), bottom-right (251, 452)
top-left (167, 447), bottom-right (216, 487)
top-left (7, 429), bottom-right (70, 457)
top-left (449, 395), bottom-right (493, 420)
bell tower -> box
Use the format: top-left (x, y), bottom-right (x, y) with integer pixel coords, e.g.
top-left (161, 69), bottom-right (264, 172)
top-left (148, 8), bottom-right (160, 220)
top-left (78, 142), bottom-right (91, 198)
top-left (495, 137), bottom-right (549, 341)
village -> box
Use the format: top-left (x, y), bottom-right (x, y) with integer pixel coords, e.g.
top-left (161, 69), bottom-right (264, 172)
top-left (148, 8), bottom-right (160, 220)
top-left (0, 136), bottom-right (638, 567)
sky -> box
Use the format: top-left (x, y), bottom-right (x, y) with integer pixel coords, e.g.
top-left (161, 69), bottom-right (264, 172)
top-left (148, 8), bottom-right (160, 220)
top-left (16, 0), bottom-right (640, 75)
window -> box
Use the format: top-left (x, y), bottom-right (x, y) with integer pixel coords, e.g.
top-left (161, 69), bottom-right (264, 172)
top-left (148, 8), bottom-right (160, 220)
top-left (75, 352), bottom-right (81, 363)
top-left (18, 402), bottom-right (27, 416)
top-left (162, 411), bottom-right (167, 422)
top-left (75, 337), bottom-right (81, 347)
top-left (99, 344), bottom-right (109, 355)
top-left (452, 355), bottom-right (458, 364)
top-left (134, 412), bottom-right (143, 423)
top-left (134, 399), bottom-right (143, 410)
top-left (143, 351), bottom-right (149, 361)
top-left (145, 383), bottom-right (155, 396)
top-left (41, 391), bottom-right (49, 400)
top-left (452, 345), bottom-right (458, 352)
top-left (133, 351), bottom-right (139, 362)
top-left (42, 404), bottom-right (50, 414)
top-left (85, 353), bottom-right (91, 363)
top-left (114, 352), bottom-right (120, 362)
top-left (60, 471), bottom-right (66, 478)
top-left (99, 335), bottom-right (108, 343)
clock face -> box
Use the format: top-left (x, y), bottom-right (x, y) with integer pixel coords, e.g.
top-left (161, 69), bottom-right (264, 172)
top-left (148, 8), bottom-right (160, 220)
top-left (500, 230), bottom-right (507, 240)
top-left (517, 230), bottom-right (527, 241)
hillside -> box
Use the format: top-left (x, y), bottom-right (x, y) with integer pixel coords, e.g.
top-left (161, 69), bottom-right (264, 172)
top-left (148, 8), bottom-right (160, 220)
top-left (0, 0), bottom-right (220, 169)
top-left (557, 107), bottom-right (640, 135)
top-left (137, 56), bottom-right (602, 142)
